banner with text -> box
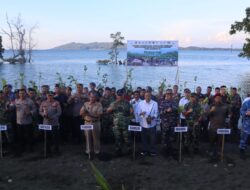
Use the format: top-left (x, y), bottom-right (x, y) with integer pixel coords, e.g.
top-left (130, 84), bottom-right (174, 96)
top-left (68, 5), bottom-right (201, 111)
top-left (127, 40), bottom-right (178, 66)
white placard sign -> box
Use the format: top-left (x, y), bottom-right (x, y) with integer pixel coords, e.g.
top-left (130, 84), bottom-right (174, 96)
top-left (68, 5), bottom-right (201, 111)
top-left (217, 128), bottom-right (231, 135)
top-left (174, 127), bottom-right (188, 133)
top-left (39, 124), bottom-right (52, 131)
top-left (128, 125), bottom-right (142, 132)
top-left (0, 125), bottom-right (7, 131)
top-left (80, 125), bottom-right (94, 130)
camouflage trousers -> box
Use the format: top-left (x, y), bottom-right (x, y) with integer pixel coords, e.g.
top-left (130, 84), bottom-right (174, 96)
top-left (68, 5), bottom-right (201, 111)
top-left (112, 120), bottom-right (131, 153)
top-left (183, 124), bottom-right (200, 150)
top-left (161, 123), bottom-right (176, 148)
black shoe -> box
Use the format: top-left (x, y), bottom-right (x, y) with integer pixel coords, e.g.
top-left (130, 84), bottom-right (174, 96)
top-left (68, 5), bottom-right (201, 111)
top-left (193, 148), bottom-right (199, 154)
top-left (115, 149), bottom-right (122, 157)
top-left (240, 149), bottom-right (246, 160)
top-left (183, 147), bottom-right (190, 155)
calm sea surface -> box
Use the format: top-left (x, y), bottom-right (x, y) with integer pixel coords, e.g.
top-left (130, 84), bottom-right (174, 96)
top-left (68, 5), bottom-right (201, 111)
top-left (1, 49), bottom-right (250, 94)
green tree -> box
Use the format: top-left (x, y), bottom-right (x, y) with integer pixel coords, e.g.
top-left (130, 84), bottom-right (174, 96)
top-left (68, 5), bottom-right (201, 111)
top-left (109, 32), bottom-right (125, 64)
top-left (230, 7), bottom-right (250, 59)
top-left (0, 36), bottom-right (4, 59)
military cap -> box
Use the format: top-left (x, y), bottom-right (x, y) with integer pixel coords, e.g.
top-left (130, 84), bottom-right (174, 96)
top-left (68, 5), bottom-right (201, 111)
top-left (184, 88), bottom-right (191, 93)
top-left (190, 93), bottom-right (197, 97)
top-left (105, 87), bottom-right (111, 91)
top-left (48, 91), bottom-right (55, 95)
top-left (117, 89), bottom-right (124, 96)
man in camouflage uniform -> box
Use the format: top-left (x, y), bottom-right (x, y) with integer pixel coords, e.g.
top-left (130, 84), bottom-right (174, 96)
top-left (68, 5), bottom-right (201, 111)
top-left (159, 89), bottom-right (179, 153)
top-left (173, 85), bottom-right (181, 104)
top-left (0, 90), bottom-right (9, 153)
top-left (107, 89), bottom-right (133, 156)
top-left (100, 87), bottom-right (115, 143)
top-left (239, 97), bottom-right (250, 159)
top-left (0, 90), bottom-right (8, 124)
top-left (229, 87), bottom-right (242, 132)
top-left (183, 93), bottom-right (202, 154)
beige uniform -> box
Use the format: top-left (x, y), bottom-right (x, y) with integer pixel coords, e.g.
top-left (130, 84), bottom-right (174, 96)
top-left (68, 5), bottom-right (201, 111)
top-left (39, 100), bottom-right (62, 126)
top-left (15, 98), bottom-right (36, 125)
top-left (80, 101), bottom-right (103, 154)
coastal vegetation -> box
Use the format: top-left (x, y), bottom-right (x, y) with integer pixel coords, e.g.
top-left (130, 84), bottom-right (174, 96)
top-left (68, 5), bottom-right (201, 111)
top-left (230, 7), bottom-right (250, 59)
top-left (0, 14), bottom-right (38, 64)
top-left (109, 32), bottom-right (125, 65)
top-left (0, 36), bottom-right (4, 61)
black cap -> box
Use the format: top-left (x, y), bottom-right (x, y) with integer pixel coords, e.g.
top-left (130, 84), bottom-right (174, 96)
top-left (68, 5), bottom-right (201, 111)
top-left (146, 86), bottom-right (153, 92)
top-left (28, 88), bottom-right (35, 92)
top-left (184, 88), bottom-right (191, 93)
top-left (48, 91), bottom-right (55, 95)
top-left (133, 90), bottom-right (140, 94)
top-left (166, 89), bottom-right (173, 94)
top-left (190, 93), bottom-right (197, 97)
top-left (105, 87), bottom-right (111, 91)
top-left (197, 94), bottom-right (205, 99)
top-left (89, 82), bottom-right (96, 87)
top-left (117, 89), bottom-right (124, 96)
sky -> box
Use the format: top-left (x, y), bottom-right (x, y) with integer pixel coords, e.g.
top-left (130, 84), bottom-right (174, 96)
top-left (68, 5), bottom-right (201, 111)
top-left (0, 0), bottom-right (249, 49)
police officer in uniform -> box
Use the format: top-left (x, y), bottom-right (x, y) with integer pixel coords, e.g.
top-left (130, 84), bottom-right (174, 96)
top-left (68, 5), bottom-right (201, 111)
top-left (40, 91), bottom-right (62, 155)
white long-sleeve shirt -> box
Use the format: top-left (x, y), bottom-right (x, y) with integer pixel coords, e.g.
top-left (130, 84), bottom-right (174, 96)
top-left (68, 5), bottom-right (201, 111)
top-left (179, 97), bottom-right (189, 119)
top-left (130, 98), bottom-right (142, 123)
top-left (137, 99), bottom-right (158, 128)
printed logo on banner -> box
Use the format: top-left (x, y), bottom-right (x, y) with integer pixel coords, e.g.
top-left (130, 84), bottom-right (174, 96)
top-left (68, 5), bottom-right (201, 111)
top-left (128, 125), bottom-right (142, 132)
top-left (217, 128), bottom-right (231, 135)
top-left (80, 125), bottom-right (94, 130)
top-left (174, 126), bottom-right (188, 133)
top-left (38, 124), bottom-right (52, 131)
top-left (0, 125), bottom-right (7, 131)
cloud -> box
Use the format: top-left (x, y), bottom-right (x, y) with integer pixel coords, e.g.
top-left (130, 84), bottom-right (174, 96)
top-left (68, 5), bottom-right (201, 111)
top-left (160, 18), bottom-right (247, 48)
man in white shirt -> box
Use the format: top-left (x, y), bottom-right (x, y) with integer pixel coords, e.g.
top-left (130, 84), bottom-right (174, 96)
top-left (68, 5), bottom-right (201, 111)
top-left (179, 88), bottom-right (191, 126)
top-left (137, 91), bottom-right (158, 156)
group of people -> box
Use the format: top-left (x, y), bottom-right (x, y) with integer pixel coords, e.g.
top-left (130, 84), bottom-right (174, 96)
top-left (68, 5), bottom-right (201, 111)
top-left (0, 82), bottom-right (250, 161)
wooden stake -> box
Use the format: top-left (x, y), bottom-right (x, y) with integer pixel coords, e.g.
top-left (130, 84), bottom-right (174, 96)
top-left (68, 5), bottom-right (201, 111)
top-left (0, 131), bottom-right (3, 158)
top-left (133, 132), bottom-right (136, 161)
top-left (221, 134), bottom-right (225, 162)
top-left (87, 131), bottom-right (91, 160)
top-left (179, 132), bottom-right (182, 162)
top-left (44, 130), bottom-right (47, 158)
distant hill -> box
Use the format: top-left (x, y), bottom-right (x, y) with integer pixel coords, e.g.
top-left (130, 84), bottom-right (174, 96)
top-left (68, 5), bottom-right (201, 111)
top-left (51, 42), bottom-right (241, 51)
top-left (51, 42), bottom-right (126, 50)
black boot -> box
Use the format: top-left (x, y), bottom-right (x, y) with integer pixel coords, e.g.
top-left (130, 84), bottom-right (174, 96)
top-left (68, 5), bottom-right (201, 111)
top-left (240, 149), bottom-right (246, 160)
